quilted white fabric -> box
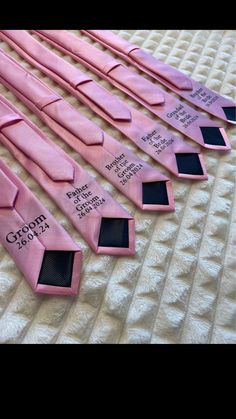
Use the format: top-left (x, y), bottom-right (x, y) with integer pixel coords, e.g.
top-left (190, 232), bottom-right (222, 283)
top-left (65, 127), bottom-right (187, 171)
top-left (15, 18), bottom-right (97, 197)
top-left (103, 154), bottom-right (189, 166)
top-left (0, 30), bottom-right (235, 344)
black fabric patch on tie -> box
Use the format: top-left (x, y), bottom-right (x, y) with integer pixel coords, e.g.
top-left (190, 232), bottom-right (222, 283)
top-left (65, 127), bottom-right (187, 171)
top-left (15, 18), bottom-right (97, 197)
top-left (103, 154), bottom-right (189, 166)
top-left (175, 153), bottom-right (203, 175)
top-left (200, 127), bottom-right (226, 146)
top-left (142, 181), bottom-right (169, 205)
top-left (38, 251), bottom-right (75, 287)
top-left (222, 107), bottom-right (236, 122)
top-left (98, 218), bottom-right (129, 248)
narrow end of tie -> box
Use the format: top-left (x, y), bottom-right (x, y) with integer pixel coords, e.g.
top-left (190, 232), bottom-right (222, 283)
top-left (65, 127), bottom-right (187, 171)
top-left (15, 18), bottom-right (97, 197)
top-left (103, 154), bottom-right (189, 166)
top-left (222, 106), bottom-right (236, 124)
top-left (175, 153), bottom-right (208, 179)
top-left (142, 181), bottom-right (175, 211)
top-left (37, 250), bottom-right (78, 295)
top-left (0, 184), bottom-right (18, 209)
top-left (200, 127), bottom-right (231, 150)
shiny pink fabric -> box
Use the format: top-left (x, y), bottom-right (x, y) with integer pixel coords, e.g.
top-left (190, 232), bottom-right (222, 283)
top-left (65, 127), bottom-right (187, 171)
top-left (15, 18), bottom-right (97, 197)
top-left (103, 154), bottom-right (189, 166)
top-left (0, 45), bottom-right (176, 209)
top-left (0, 159), bottom-right (82, 295)
top-left (9, 28), bottom-right (208, 180)
top-left (32, 30), bottom-right (231, 151)
top-left (0, 94), bottom-right (135, 256)
top-left (0, 30), bottom-right (205, 181)
top-left (84, 30), bottom-right (236, 124)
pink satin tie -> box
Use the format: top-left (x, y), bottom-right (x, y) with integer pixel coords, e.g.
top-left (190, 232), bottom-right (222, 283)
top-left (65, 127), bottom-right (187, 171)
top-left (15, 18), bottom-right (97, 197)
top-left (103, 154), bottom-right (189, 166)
top-left (84, 30), bottom-right (193, 91)
top-left (0, 30), bottom-right (209, 180)
top-left (0, 159), bottom-right (82, 295)
top-left (0, 94), bottom-right (136, 256)
top-left (33, 30), bottom-right (231, 151)
top-left (0, 46), bottom-right (175, 210)
top-left (84, 30), bottom-right (236, 125)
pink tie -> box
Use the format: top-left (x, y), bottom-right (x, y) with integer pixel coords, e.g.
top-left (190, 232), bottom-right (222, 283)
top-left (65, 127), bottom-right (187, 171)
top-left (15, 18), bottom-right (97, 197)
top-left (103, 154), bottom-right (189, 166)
top-left (0, 47), bottom-right (175, 210)
top-left (84, 30), bottom-right (236, 125)
top-left (0, 159), bottom-right (82, 295)
top-left (33, 30), bottom-right (231, 151)
top-left (3, 30), bottom-right (209, 180)
top-left (0, 94), bottom-right (136, 256)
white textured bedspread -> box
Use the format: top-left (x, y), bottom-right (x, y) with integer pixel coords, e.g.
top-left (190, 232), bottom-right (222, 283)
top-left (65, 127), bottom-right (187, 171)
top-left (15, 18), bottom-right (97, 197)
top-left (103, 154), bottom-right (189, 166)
top-left (0, 30), bottom-right (235, 344)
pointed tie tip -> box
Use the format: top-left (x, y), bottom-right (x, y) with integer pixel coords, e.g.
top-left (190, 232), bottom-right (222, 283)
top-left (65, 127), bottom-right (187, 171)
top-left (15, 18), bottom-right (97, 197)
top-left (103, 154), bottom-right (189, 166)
top-left (0, 170), bottom-right (19, 208)
top-left (36, 250), bottom-right (81, 295)
top-left (175, 152), bottom-right (208, 179)
top-left (97, 217), bottom-right (135, 256)
top-left (142, 180), bottom-right (175, 211)
top-left (37, 250), bottom-right (75, 287)
top-left (98, 217), bottom-right (129, 248)
top-left (153, 94), bottom-right (165, 106)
